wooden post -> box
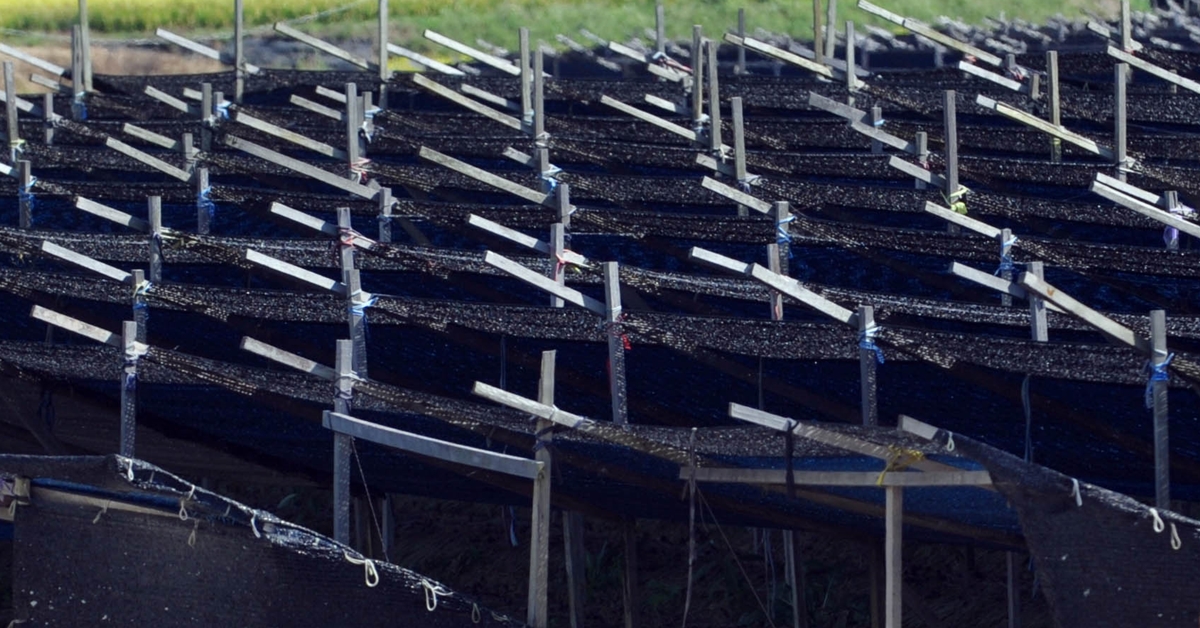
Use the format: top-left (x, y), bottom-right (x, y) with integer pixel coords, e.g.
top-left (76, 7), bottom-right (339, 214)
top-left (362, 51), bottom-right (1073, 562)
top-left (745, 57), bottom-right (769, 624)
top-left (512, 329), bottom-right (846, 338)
top-left (944, 90), bottom-right (958, 201)
top-left (858, 305), bottom-right (878, 426)
top-left (655, 2), bottom-right (666, 56)
top-left (17, 161), bottom-right (32, 230)
top-left (550, 224), bottom-right (566, 308)
top-left (119, 320), bottom-right (138, 457)
top-left (235, 0), bottom-right (245, 103)
top-left (870, 106), bottom-right (882, 154)
top-left (915, 131), bottom-right (928, 190)
top-left (339, 208), bottom-right (369, 378)
top-left (534, 50), bottom-right (546, 140)
top-left (42, 93), bottom-right (54, 145)
top-left (824, 0), bottom-right (837, 61)
top-left (706, 39), bottom-right (722, 153)
top-left (333, 339), bottom-right (354, 544)
top-left (70, 27), bottom-right (84, 120)
top-left (520, 28), bottom-right (532, 129)
top-left (557, 182), bottom-right (572, 235)
top-left (526, 350), bottom-right (555, 628)
top-left (733, 97), bottom-right (748, 211)
top-left (784, 530), bottom-right (807, 628)
top-left (735, 9), bottom-right (746, 75)
top-left (999, 228), bottom-right (1014, 307)
top-left (1027, 261), bottom-right (1048, 342)
top-left (377, 0), bottom-right (389, 92)
top-left (79, 0), bottom-right (92, 92)
top-left (771, 202), bottom-right (791, 274)
top-left (1164, 191), bottom-right (1181, 251)
top-left (1150, 309), bottom-right (1169, 509)
top-left (4, 61), bottom-right (16, 162)
top-left (149, 196), bottom-right (163, 283)
top-left (377, 187), bottom-right (393, 242)
top-left (622, 520), bottom-right (639, 628)
top-left (691, 26), bottom-right (703, 129)
top-left (196, 167), bottom-right (211, 234)
top-left (131, 269), bottom-right (148, 343)
top-left (604, 262), bottom-right (628, 425)
top-left (1120, 0), bottom-right (1132, 52)
top-left (564, 511), bottom-right (587, 628)
top-left (345, 83), bottom-right (361, 180)
top-left (885, 487), bottom-right (903, 628)
top-left (201, 83), bottom-right (213, 152)
top-left (768, 244), bottom-right (783, 323)
top-left (1115, 63), bottom-right (1128, 183)
top-left (812, 0), bottom-right (824, 66)
top-left (845, 22), bottom-right (856, 94)
top-left (1047, 51), bottom-right (1061, 163)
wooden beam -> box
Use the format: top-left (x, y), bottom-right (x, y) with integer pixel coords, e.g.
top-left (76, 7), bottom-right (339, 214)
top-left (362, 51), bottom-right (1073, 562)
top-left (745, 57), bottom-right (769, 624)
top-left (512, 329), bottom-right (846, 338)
top-left (245, 248), bottom-right (349, 296)
top-left (922, 201), bottom-right (1001, 238)
top-left (387, 43), bottom-right (465, 75)
top-left (270, 202), bottom-right (339, 238)
top-left (155, 28), bottom-right (261, 73)
top-left (0, 43), bottom-right (66, 76)
top-left (600, 95), bottom-right (699, 144)
top-left (748, 263), bottom-right (857, 326)
top-left (949, 262), bottom-right (1065, 313)
top-left (240, 336), bottom-right (337, 380)
top-left (224, 134), bottom-right (378, 199)
top-left (857, 0), bottom-right (1003, 67)
top-left (104, 137), bottom-right (192, 181)
top-left (31, 305), bottom-right (120, 348)
top-left (484, 251), bottom-right (604, 314)
top-left (849, 120), bottom-right (918, 154)
top-left (688, 246), bottom-right (754, 275)
top-left (290, 94), bottom-right (344, 121)
top-left (887, 155), bottom-right (954, 191)
top-left (700, 176), bottom-right (772, 214)
top-left (975, 94), bottom-right (1115, 160)
top-left (461, 83), bottom-right (521, 113)
top-left (122, 123), bottom-right (180, 150)
top-left (424, 29), bottom-right (521, 76)
top-left (412, 73), bottom-right (523, 130)
top-left (324, 411), bottom-right (542, 479)
top-left (418, 146), bottom-right (549, 205)
top-left (1087, 21), bottom-right (1143, 51)
top-left (1017, 272), bottom-right (1150, 353)
top-left (808, 91), bottom-right (869, 124)
top-left (40, 240), bottom-right (133, 284)
top-left (723, 33), bottom-right (860, 86)
top-left (468, 214), bottom-right (588, 265)
top-left (75, 196), bottom-right (150, 232)
top-left (143, 85), bottom-right (196, 115)
top-left (681, 468), bottom-right (993, 486)
top-left (274, 22), bottom-right (373, 69)
top-left (1091, 180), bottom-right (1200, 240)
top-left (232, 110), bottom-right (347, 159)
top-left (957, 60), bottom-right (1023, 92)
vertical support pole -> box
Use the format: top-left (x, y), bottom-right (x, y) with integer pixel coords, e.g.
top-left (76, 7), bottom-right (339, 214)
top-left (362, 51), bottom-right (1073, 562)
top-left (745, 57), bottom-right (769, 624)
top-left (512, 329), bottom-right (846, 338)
top-left (1006, 552), bottom-right (1020, 628)
top-left (604, 262), bottom-right (628, 425)
top-left (201, 83), bottom-right (213, 153)
top-left (346, 83), bottom-right (361, 180)
top-left (1000, 228), bottom-right (1013, 308)
top-left (767, 244), bottom-right (783, 322)
top-left (691, 26), bottom-right (703, 129)
top-left (845, 22), bottom-right (856, 95)
top-left (1047, 51), bottom-right (1061, 163)
top-left (70, 27), bottom-right (84, 121)
top-left (733, 97), bottom-right (749, 217)
top-left (119, 320), bottom-right (138, 457)
top-left (4, 62), bottom-right (16, 162)
top-left (1027, 261), bottom-right (1048, 342)
top-left (380, 495), bottom-right (394, 557)
top-left (377, 0), bottom-right (390, 88)
top-left (131, 269), bottom-right (148, 343)
top-left (43, 93), bottom-right (54, 145)
top-left (520, 28), bottom-right (532, 131)
top-left (884, 486), bottom-right (903, 628)
top-left (870, 106), bottom-right (882, 154)
top-left (148, 196), bottom-right (163, 283)
top-left (812, 0), bottom-right (824, 66)
top-left (564, 511), bottom-right (587, 628)
top-left (1150, 309), bottom-right (1170, 509)
top-left (824, 0), bottom-right (837, 61)
top-left (1120, 0), bottom-right (1133, 52)
top-left (182, 132), bottom-right (196, 165)
top-left (1115, 63), bottom-right (1128, 183)
top-left (858, 305), bottom-right (877, 426)
top-left (235, 0), bottom-right (245, 103)
top-left (945, 90), bottom-right (955, 202)
top-left (783, 531), bottom-right (805, 628)
top-left (771, 202), bottom-right (791, 275)
top-left (195, 167), bottom-right (211, 234)
top-left (339, 207), bottom-right (369, 379)
top-left (534, 50), bottom-right (546, 140)
top-left (333, 339), bottom-right (354, 545)
top-left (550, 224), bottom-right (566, 308)
top-left (706, 39), bottom-right (722, 153)
top-left (527, 350), bottom-right (555, 628)
top-left (735, 9), bottom-right (746, 75)
top-left (622, 520), bottom-right (639, 628)
top-left (1164, 191), bottom-right (1181, 251)
top-left (915, 131), bottom-right (928, 190)
top-left (377, 187), bottom-right (393, 242)
top-left (79, 0), bottom-right (92, 92)
top-left (17, 161), bottom-right (32, 230)
top-left (870, 544), bottom-right (883, 628)
top-left (557, 182), bottom-right (571, 230)
top-left (655, 2), bottom-right (666, 56)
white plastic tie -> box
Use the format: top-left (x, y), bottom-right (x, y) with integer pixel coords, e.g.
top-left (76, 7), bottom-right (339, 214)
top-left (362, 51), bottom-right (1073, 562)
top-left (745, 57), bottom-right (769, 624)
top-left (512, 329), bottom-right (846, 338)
top-left (1150, 508), bottom-right (1165, 533)
top-left (1070, 479), bottom-right (1082, 507)
top-left (187, 520), bottom-right (199, 548)
top-left (945, 432), bottom-right (955, 452)
top-left (344, 551), bottom-right (380, 587)
top-left (421, 579), bottom-right (450, 611)
top-left (1170, 523), bottom-right (1181, 550)
top-left (178, 485), bottom-right (196, 521)
top-left (92, 501), bottom-right (109, 524)
top-left (472, 603), bottom-right (481, 623)
top-left (250, 513), bottom-right (262, 538)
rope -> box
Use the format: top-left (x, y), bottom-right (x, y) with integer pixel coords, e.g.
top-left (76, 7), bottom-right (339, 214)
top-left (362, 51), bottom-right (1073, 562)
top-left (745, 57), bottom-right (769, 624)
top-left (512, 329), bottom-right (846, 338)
top-left (421, 579), bottom-right (451, 611)
top-left (73, 92), bottom-right (87, 121)
top-left (350, 158), bottom-right (371, 184)
top-left (350, 437), bottom-right (390, 564)
top-left (1144, 352), bottom-right (1174, 409)
top-left (694, 486), bottom-right (778, 628)
top-left (1170, 522), bottom-right (1182, 550)
top-left (344, 550), bottom-right (381, 587)
top-left (858, 325), bottom-right (885, 364)
top-left (875, 445), bottom-right (925, 485)
top-left (92, 501), bottom-right (109, 524)
top-left (250, 513), bottom-right (262, 538)
top-left (178, 484), bottom-right (196, 521)
top-left (187, 520), bottom-right (199, 548)
top-left (1021, 374), bottom-right (1033, 463)
top-left (472, 603), bottom-right (481, 623)
top-left (1070, 478), bottom-right (1082, 507)
top-left (945, 432), bottom-right (955, 452)
top-left (1150, 507), bottom-right (1165, 533)
top-left (216, 101), bottom-right (231, 120)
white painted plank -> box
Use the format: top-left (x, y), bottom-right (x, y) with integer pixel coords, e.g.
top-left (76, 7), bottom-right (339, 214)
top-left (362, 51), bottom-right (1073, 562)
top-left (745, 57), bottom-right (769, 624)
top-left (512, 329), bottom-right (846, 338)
top-left (41, 241), bottom-right (133, 284)
top-left (75, 196), bottom-right (150, 232)
top-left (467, 215), bottom-right (588, 266)
top-left (240, 336), bottom-right (337, 380)
top-left (484, 251), bottom-right (604, 314)
top-left (748, 264), bottom-right (857, 325)
top-left (688, 246), bottom-right (754, 275)
top-left (1091, 181), bottom-right (1200, 240)
top-left (104, 138), bottom-right (192, 182)
top-left (412, 74), bottom-right (524, 131)
top-left (419, 146), bottom-right (549, 205)
top-left (245, 248), bottom-right (347, 295)
top-left (233, 110), bottom-right (347, 159)
top-left (472, 381), bottom-right (591, 429)
top-left (30, 305), bottom-right (119, 348)
top-left (122, 123), bottom-right (179, 150)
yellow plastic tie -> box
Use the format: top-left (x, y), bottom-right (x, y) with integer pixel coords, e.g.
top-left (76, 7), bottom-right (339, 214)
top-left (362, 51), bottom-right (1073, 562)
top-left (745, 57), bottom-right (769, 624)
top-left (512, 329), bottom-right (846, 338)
top-left (876, 445), bottom-right (926, 486)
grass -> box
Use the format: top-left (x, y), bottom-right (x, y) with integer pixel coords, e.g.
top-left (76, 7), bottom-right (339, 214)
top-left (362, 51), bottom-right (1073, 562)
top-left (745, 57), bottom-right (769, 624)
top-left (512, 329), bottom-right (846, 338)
top-left (0, 0), bottom-right (1153, 54)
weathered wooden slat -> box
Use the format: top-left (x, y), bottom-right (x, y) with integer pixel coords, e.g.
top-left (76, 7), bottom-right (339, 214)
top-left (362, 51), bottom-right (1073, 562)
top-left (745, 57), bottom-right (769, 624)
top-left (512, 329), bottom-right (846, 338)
top-left (387, 43), bottom-right (465, 75)
top-left (419, 146), bottom-right (549, 205)
top-left (121, 123), bottom-right (179, 150)
top-left (643, 94), bottom-right (687, 115)
top-left (606, 41), bottom-right (688, 83)
top-left (0, 43), bottom-right (66, 76)
top-left (957, 61), bottom-right (1023, 92)
top-left (324, 411), bottom-right (542, 479)
top-left (1087, 21), bottom-right (1144, 51)
top-left (748, 263), bottom-right (857, 325)
top-left (949, 262), bottom-right (1065, 313)
top-left (245, 248), bottom-right (347, 295)
top-left (461, 83), bottom-right (521, 113)
top-left (887, 155), bottom-right (954, 190)
top-left (700, 176), bottom-right (772, 214)
top-left (1091, 181), bottom-right (1200, 241)
top-left (484, 251), bottom-right (604, 314)
top-left (412, 74), bottom-right (523, 131)
top-left (30, 305), bottom-right (147, 356)
top-left (104, 138), bottom-right (192, 181)
top-left (224, 134), bottom-right (377, 199)
top-left (1018, 272), bottom-right (1150, 353)
top-left (922, 201), bottom-right (1000, 238)
top-left (848, 120), bottom-right (917, 154)
top-left (0, 89), bottom-right (42, 116)
top-left (681, 468), bottom-right (992, 486)
top-left (233, 110), bottom-right (347, 159)
top-left (269, 202), bottom-right (339, 237)
top-left (688, 246), bottom-right (754, 275)
top-left (143, 86), bottom-right (195, 115)
top-left (468, 215), bottom-right (588, 265)
top-left (724, 403), bottom-right (795, 432)
top-left (857, 0), bottom-right (1003, 67)
top-left (599, 95), bottom-right (698, 143)
top-left (424, 29), bottom-right (521, 76)
top-left (472, 381), bottom-right (590, 430)
top-left (155, 28), bottom-right (261, 73)
top-left (274, 22), bottom-right (373, 69)
top-left (724, 33), bottom-right (858, 86)
top-left (288, 94), bottom-right (344, 121)
top-left (41, 240), bottom-right (132, 283)
top-left (808, 91), bottom-right (869, 124)
top-left (241, 336), bottom-right (338, 380)
top-left (75, 196), bottom-right (150, 232)
top-left (1108, 45), bottom-right (1200, 95)
top-left (897, 415), bottom-right (939, 440)
top-left (28, 73), bottom-right (64, 92)
top-left (976, 94), bottom-right (1113, 159)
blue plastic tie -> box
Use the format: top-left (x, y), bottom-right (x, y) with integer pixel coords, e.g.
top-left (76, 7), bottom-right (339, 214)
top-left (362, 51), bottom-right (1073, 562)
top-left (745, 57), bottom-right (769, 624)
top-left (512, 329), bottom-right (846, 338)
top-left (995, 235), bottom-right (1018, 276)
top-left (1164, 226), bottom-right (1180, 248)
top-left (75, 92), bottom-right (87, 120)
top-left (349, 295), bottom-right (378, 318)
top-left (858, 325), bottom-right (885, 364)
top-left (1144, 353), bottom-right (1174, 409)
top-left (873, 117), bottom-right (886, 127)
top-left (19, 176), bottom-right (36, 216)
top-left (198, 186), bottom-right (216, 222)
top-left (776, 214), bottom-right (795, 258)
top-left (216, 101), bottom-right (230, 120)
